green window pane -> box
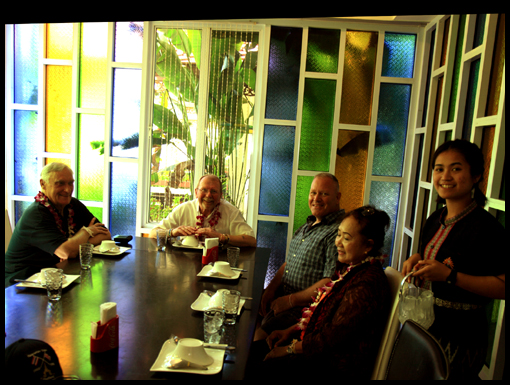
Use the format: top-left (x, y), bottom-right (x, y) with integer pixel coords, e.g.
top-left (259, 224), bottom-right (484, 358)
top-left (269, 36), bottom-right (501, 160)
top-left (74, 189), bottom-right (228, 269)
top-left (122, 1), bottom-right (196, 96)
top-left (448, 15), bottom-right (466, 123)
top-left (299, 78), bottom-right (336, 171)
top-left (294, 176), bottom-right (314, 233)
top-left (306, 28), bottom-right (340, 73)
top-left (80, 23), bottom-right (108, 109)
top-left (462, 59), bottom-right (480, 140)
top-left (77, 114), bottom-right (105, 202)
top-left (373, 84), bottom-right (411, 177)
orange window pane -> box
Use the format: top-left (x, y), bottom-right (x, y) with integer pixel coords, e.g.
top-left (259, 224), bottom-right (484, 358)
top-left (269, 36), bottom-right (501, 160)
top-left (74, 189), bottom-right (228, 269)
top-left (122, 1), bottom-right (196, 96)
top-left (46, 66), bottom-right (72, 153)
top-left (340, 30), bottom-right (378, 126)
top-left (486, 14), bottom-right (505, 117)
top-left (335, 130), bottom-right (369, 213)
top-left (46, 23), bottom-right (73, 60)
top-left (479, 126), bottom-right (495, 196)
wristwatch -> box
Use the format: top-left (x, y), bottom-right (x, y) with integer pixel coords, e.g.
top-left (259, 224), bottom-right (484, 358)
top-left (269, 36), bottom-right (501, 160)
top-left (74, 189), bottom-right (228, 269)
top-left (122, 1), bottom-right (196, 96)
top-left (446, 269), bottom-right (457, 285)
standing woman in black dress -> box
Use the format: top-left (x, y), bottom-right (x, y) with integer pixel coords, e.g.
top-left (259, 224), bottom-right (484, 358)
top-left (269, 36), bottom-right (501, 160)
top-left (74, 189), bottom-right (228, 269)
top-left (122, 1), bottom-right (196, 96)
top-left (402, 139), bottom-right (505, 380)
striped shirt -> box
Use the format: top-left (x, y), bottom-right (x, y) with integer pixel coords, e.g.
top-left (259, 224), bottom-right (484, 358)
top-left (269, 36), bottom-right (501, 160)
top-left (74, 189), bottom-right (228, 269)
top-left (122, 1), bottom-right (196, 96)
top-left (282, 210), bottom-right (345, 295)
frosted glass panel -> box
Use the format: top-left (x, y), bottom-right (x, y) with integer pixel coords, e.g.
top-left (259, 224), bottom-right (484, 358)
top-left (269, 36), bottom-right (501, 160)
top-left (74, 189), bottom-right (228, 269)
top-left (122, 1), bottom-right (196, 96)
top-left (265, 26), bottom-right (302, 120)
top-left (14, 111), bottom-right (41, 196)
top-left (306, 28), bottom-right (340, 73)
top-left (259, 125), bottom-right (295, 216)
top-left (340, 30), bottom-right (378, 125)
top-left (485, 14), bottom-right (505, 117)
top-left (257, 220), bottom-right (289, 288)
top-left (115, 22), bottom-right (144, 63)
top-left (14, 24), bottom-right (39, 105)
top-left (112, 69), bottom-right (141, 158)
top-left (462, 59), bottom-right (480, 140)
top-left (448, 15), bottom-right (466, 123)
top-left (46, 23), bottom-right (73, 60)
top-left (80, 23), bottom-right (108, 109)
top-left (293, 176), bottom-right (314, 233)
top-left (369, 181), bottom-right (401, 267)
top-left (335, 130), bottom-right (369, 213)
top-left (382, 33), bottom-right (416, 78)
top-left (299, 79), bottom-right (335, 171)
top-left (77, 114), bottom-right (105, 202)
top-left (110, 162), bottom-right (137, 236)
top-left (373, 84), bottom-right (411, 177)
top-left (46, 66), bottom-right (72, 154)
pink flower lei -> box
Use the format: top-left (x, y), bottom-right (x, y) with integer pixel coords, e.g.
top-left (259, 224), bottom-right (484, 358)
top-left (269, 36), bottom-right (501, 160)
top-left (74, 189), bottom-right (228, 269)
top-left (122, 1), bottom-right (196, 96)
top-left (196, 203), bottom-right (221, 229)
top-left (34, 191), bottom-right (76, 237)
top-left (295, 254), bottom-right (387, 340)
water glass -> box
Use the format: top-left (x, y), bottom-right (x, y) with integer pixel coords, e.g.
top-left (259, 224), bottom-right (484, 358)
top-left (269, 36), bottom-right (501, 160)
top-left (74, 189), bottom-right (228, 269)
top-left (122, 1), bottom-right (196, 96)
top-left (203, 308), bottom-right (225, 334)
top-left (227, 247), bottom-right (240, 268)
top-left (222, 290), bottom-right (241, 325)
top-left (156, 229), bottom-right (168, 251)
top-left (44, 268), bottom-right (63, 301)
top-left (79, 243), bottom-right (94, 269)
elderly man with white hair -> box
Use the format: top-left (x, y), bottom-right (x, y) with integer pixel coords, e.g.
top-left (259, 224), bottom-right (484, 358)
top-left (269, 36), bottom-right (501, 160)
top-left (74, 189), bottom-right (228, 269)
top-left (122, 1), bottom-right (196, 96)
top-left (150, 174), bottom-right (256, 248)
top-left (5, 163), bottom-right (111, 287)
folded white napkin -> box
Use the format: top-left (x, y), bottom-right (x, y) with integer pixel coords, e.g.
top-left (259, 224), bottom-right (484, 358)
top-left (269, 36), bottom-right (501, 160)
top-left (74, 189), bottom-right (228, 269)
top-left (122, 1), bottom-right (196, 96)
top-left (91, 302), bottom-right (117, 339)
top-left (100, 302), bottom-right (117, 325)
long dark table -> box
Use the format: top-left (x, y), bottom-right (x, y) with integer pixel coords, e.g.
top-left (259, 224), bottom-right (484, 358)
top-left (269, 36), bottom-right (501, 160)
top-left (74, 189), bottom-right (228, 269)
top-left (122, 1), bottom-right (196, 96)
top-left (4, 237), bottom-right (270, 380)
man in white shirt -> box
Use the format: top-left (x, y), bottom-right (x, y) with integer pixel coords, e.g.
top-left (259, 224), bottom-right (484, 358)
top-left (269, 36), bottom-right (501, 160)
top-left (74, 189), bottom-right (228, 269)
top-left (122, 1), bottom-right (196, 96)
top-left (149, 175), bottom-right (256, 247)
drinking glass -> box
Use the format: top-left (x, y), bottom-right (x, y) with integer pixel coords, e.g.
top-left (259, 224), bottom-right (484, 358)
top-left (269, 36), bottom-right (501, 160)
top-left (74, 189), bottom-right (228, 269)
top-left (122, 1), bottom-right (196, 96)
top-left (227, 247), bottom-right (240, 268)
top-left (44, 268), bottom-right (63, 301)
top-left (222, 290), bottom-right (241, 325)
top-left (203, 308), bottom-right (225, 334)
top-left (79, 243), bottom-right (94, 269)
top-left (157, 229), bottom-right (168, 251)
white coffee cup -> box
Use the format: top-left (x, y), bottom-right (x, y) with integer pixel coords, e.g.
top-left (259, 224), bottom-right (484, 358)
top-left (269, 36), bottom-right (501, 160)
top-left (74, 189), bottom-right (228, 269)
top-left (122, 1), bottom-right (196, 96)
top-left (213, 261), bottom-right (235, 276)
top-left (100, 240), bottom-right (118, 252)
top-left (172, 338), bottom-right (214, 366)
top-left (181, 235), bottom-right (199, 247)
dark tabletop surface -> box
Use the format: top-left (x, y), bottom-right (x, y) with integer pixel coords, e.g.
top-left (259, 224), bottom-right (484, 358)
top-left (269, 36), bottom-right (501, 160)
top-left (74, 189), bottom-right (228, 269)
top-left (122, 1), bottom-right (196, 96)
top-left (5, 237), bottom-right (270, 380)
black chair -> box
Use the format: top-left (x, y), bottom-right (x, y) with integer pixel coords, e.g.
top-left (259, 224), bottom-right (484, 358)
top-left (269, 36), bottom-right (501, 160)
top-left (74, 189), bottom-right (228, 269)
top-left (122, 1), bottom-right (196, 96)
top-left (385, 320), bottom-right (449, 380)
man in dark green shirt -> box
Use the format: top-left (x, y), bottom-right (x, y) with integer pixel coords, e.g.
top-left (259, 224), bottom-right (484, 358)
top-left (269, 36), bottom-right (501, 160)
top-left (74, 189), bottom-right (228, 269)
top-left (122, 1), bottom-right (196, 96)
top-left (5, 163), bottom-right (111, 287)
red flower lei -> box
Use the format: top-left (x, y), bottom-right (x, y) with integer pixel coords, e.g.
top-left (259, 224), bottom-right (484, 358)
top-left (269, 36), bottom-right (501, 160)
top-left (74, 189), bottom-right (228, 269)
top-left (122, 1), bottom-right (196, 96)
top-left (295, 254), bottom-right (387, 340)
top-left (196, 203), bottom-right (221, 228)
top-left (34, 191), bottom-right (76, 237)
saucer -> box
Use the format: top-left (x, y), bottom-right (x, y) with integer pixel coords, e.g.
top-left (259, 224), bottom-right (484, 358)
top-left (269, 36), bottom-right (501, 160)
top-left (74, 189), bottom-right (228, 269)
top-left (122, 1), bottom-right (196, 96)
top-left (150, 339), bottom-right (224, 375)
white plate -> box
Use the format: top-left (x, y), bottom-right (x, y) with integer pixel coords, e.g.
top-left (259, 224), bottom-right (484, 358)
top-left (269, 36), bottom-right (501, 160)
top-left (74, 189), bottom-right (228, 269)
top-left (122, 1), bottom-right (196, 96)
top-left (171, 241), bottom-right (204, 251)
top-left (15, 272), bottom-right (80, 289)
top-left (150, 339), bottom-right (224, 375)
top-left (197, 265), bottom-right (241, 280)
top-left (190, 292), bottom-right (245, 314)
top-left (92, 245), bottom-right (131, 256)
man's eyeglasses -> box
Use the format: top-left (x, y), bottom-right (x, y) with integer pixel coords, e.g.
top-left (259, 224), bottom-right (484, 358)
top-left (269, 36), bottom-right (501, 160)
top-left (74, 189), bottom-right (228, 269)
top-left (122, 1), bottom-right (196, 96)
top-left (197, 188), bottom-right (220, 195)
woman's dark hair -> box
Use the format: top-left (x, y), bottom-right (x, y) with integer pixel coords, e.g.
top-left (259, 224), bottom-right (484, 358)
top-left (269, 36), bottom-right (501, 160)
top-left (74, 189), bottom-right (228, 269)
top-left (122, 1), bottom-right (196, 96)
top-left (431, 139), bottom-right (487, 207)
top-left (344, 205), bottom-right (390, 257)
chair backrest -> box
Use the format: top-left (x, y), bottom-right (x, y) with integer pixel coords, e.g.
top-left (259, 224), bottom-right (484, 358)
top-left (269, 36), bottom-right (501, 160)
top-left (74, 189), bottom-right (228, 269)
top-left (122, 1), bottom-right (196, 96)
top-left (5, 209), bottom-right (13, 253)
top-left (371, 266), bottom-right (403, 380)
top-left (385, 319), bottom-right (449, 380)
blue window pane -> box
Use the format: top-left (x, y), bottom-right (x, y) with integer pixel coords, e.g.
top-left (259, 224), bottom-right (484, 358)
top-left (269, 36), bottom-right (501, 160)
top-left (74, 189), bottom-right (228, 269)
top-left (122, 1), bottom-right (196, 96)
top-left (259, 125), bottom-right (295, 216)
top-left (265, 26), bottom-right (302, 120)
top-left (15, 201), bottom-right (33, 225)
top-left (382, 33), bottom-right (416, 78)
top-left (112, 69), bottom-right (141, 158)
top-left (373, 84), bottom-right (412, 177)
top-left (14, 24), bottom-right (39, 105)
top-left (256, 220), bottom-right (289, 288)
top-left (14, 110), bottom-right (41, 196)
top-left (110, 162), bottom-right (137, 236)
top-left (114, 22), bottom-right (144, 63)
top-left (369, 181), bottom-right (401, 267)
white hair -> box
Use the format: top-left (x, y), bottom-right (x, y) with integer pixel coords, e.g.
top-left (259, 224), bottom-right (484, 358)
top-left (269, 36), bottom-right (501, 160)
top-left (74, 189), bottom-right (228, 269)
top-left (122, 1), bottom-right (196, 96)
top-left (40, 162), bottom-right (73, 183)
